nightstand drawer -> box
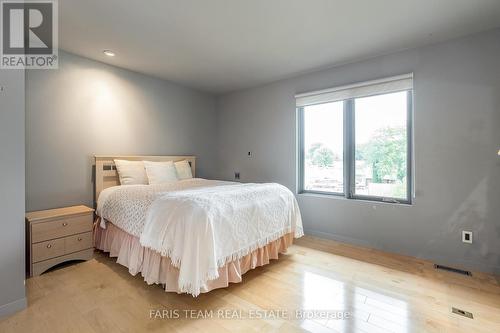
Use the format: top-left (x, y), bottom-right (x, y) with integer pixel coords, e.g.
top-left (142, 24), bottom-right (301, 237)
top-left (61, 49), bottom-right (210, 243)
top-left (65, 232), bottom-right (93, 254)
top-left (31, 214), bottom-right (93, 243)
top-left (32, 238), bottom-right (65, 263)
top-left (26, 205), bottom-right (95, 276)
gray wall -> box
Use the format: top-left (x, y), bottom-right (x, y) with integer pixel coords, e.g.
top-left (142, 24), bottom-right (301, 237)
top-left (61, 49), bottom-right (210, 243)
top-left (216, 29), bottom-right (500, 274)
top-left (26, 51), bottom-right (218, 211)
top-left (0, 70), bottom-right (26, 317)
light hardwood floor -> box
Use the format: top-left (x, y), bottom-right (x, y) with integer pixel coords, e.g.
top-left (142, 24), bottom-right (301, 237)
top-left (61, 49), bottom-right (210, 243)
top-left (1, 235), bottom-right (499, 333)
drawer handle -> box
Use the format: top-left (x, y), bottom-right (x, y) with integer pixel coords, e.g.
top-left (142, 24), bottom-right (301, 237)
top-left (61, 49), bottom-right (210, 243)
top-left (62, 222), bottom-right (68, 227)
top-left (46, 244), bottom-right (52, 248)
top-left (77, 237), bottom-right (83, 241)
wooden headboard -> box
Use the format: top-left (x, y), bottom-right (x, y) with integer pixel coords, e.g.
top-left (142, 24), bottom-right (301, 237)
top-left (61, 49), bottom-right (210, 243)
top-left (94, 155), bottom-right (196, 202)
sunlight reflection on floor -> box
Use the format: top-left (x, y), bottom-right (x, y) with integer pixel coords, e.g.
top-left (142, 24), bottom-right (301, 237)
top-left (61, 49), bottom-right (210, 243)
top-left (301, 271), bottom-right (409, 332)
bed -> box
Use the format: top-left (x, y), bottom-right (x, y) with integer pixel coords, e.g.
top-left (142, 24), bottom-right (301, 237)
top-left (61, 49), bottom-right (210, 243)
top-left (93, 155), bottom-right (303, 296)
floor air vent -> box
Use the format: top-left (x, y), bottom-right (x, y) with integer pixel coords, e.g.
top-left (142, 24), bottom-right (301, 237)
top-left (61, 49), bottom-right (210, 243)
top-left (434, 264), bottom-right (472, 276)
top-left (452, 307), bottom-right (473, 319)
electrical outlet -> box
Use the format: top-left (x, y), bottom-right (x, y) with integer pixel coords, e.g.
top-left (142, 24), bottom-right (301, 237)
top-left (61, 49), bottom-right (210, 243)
top-left (234, 172), bottom-right (240, 180)
top-left (462, 231), bottom-right (472, 244)
top-left (247, 151), bottom-right (252, 157)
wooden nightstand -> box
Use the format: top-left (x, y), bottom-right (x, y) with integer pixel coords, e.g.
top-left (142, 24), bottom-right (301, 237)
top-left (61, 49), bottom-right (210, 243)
top-left (26, 205), bottom-right (95, 276)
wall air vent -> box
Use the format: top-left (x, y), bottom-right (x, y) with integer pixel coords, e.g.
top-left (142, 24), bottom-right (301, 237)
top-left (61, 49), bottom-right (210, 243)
top-left (434, 264), bottom-right (471, 276)
top-left (452, 307), bottom-right (473, 319)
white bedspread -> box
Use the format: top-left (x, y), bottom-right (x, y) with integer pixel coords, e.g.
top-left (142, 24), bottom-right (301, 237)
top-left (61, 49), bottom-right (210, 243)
top-left (97, 179), bottom-right (303, 296)
top-left (97, 179), bottom-right (231, 237)
top-left (140, 183), bottom-right (303, 296)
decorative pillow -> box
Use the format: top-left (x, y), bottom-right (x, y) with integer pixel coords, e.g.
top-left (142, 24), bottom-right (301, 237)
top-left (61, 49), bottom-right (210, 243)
top-left (144, 161), bottom-right (178, 184)
top-left (174, 160), bottom-right (193, 180)
top-left (113, 159), bottom-right (148, 185)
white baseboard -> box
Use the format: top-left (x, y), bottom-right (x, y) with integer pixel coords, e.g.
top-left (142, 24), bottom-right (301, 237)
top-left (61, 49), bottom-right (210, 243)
top-left (0, 297), bottom-right (26, 319)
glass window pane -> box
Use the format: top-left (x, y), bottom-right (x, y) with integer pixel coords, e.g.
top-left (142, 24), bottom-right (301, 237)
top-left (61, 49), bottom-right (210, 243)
top-left (303, 101), bottom-right (344, 193)
top-left (354, 91), bottom-right (408, 200)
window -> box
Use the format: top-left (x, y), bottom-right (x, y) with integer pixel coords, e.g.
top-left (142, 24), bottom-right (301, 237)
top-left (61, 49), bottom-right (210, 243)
top-left (303, 101), bottom-right (344, 194)
top-left (297, 74), bottom-right (413, 204)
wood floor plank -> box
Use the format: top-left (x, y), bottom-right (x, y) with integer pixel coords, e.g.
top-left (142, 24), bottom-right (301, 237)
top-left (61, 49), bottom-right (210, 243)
top-left (1, 235), bottom-right (499, 333)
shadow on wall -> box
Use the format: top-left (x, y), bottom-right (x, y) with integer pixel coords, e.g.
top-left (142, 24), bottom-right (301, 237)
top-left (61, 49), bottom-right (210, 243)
top-left (413, 72), bottom-right (500, 273)
top-left (90, 158), bottom-right (96, 208)
top-left (492, 158), bottom-right (500, 272)
top-left (422, 175), bottom-right (500, 272)
top-left (491, 95), bottom-right (500, 272)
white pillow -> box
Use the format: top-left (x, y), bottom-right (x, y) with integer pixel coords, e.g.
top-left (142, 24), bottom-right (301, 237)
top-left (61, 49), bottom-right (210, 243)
top-left (114, 159), bottom-right (148, 185)
top-left (144, 161), bottom-right (178, 184)
top-left (174, 160), bottom-right (193, 180)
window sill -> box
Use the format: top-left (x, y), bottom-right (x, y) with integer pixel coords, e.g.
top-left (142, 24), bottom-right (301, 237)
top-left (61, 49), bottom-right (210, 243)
top-left (297, 191), bottom-right (413, 206)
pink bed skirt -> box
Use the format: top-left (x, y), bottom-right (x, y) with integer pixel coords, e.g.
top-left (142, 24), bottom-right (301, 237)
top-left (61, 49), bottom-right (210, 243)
top-left (93, 222), bottom-right (294, 294)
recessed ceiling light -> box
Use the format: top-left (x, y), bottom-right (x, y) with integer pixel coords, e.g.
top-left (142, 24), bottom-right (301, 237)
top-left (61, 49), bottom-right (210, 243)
top-left (103, 50), bottom-right (115, 57)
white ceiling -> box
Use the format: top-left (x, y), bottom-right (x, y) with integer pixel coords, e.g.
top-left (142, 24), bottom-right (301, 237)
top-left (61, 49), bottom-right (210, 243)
top-left (60, 0), bottom-right (500, 94)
